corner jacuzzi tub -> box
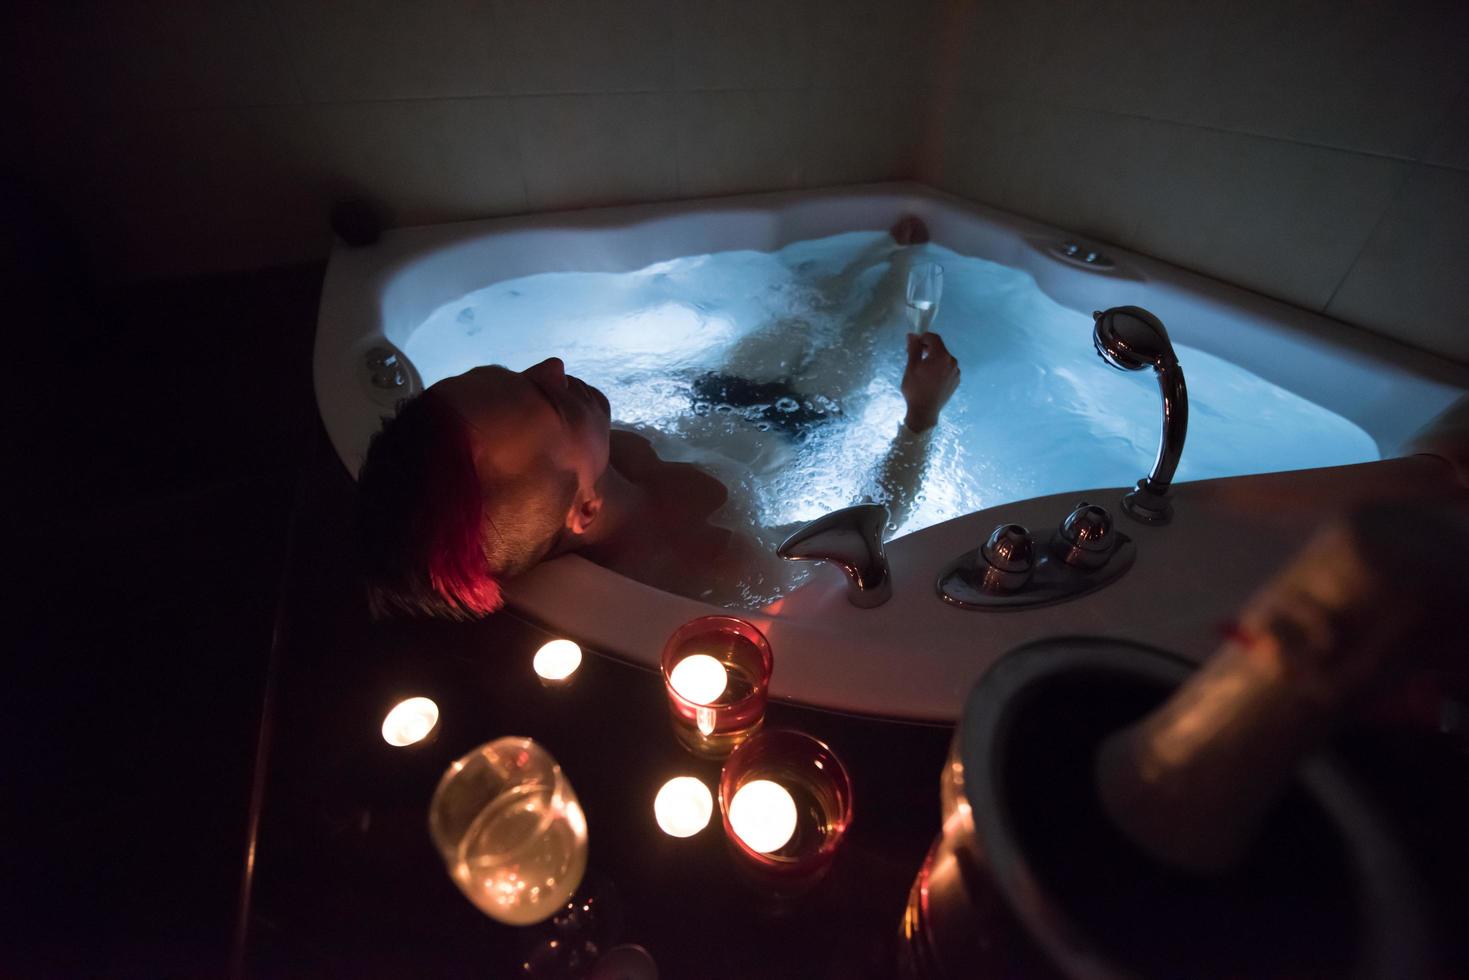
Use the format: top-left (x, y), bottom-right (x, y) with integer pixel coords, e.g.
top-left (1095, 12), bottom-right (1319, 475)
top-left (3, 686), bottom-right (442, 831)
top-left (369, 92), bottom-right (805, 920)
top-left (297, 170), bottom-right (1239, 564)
top-left (315, 182), bottom-right (1468, 723)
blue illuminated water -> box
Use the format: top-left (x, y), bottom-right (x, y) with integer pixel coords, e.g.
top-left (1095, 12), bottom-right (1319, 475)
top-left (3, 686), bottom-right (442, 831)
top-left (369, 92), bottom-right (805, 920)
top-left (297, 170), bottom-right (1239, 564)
top-left (406, 232), bottom-right (1378, 604)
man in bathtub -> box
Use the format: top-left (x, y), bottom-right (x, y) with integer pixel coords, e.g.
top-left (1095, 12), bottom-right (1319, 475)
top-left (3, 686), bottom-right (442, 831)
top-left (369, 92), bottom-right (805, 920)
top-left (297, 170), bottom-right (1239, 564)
top-left (354, 217), bottom-right (960, 618)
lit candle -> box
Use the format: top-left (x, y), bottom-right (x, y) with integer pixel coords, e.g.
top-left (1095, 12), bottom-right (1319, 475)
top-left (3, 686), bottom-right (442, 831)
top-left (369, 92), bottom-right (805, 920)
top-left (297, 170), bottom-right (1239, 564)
top-left (654, 776), bottom-right (714, 838)
top-left (661, 616), bottom-right (774, 760)
top-left (381, 696), bottom-right (440, 747)
top-left (533, 638), bottom-right (583, 684)
top-left (727, 779), bottom-right (798, 854)
top-left (668, 654), bottom-right (727, 705)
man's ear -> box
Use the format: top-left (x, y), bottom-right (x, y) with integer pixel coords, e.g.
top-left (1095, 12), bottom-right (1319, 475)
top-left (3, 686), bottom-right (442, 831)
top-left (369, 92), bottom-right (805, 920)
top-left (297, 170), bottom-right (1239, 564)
top-left (565, 487), bottom-right (603, 537)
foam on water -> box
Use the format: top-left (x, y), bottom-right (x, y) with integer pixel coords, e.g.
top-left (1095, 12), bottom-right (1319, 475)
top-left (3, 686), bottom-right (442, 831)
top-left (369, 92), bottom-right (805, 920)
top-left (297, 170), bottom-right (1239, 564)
top-left (405, 232), bottom-right (1378, 607)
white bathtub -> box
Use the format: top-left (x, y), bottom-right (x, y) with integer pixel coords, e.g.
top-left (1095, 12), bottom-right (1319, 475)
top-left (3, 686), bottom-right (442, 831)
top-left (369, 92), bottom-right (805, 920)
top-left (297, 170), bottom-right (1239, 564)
top-left (314, 182), bottom-right (1469, 723)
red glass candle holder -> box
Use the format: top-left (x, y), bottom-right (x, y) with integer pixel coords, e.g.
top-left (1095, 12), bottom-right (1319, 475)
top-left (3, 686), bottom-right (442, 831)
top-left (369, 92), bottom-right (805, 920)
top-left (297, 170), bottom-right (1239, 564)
top-left (661, 615), bottom-right (773, 759)
top-left (719, 729), bottom-right (853, 890)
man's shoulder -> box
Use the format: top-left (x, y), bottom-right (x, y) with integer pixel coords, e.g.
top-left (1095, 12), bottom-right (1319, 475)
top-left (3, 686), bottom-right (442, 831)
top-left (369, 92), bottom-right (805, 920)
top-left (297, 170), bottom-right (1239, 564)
top-left (609, 428), bottom-right (659, 472)
top-left (610, 427), bottom-right (730, 516)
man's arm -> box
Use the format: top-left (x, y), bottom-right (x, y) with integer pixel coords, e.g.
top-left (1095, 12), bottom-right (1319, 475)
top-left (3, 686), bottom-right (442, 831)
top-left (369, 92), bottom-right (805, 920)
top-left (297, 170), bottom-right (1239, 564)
top-left (871, 332), bottom-right (961, 537)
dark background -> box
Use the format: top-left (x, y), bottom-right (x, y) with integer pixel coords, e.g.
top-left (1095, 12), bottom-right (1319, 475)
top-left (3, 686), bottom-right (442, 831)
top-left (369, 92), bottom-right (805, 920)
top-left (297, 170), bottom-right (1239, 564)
top-left (7, 181), bottom-right (320, 975)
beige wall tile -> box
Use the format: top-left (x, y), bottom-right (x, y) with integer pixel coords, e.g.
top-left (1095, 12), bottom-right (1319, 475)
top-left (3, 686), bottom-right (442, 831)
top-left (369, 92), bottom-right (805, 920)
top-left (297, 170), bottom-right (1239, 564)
top-left (1327, 165), bottom-right (1469, 363)
top-left (948, 0), bottom-right (1221, 125)
top-left (1421, 86), bottom-right (1469, 171)
top-left (927, 95), bottom-right (1156, 247)
top-left (673, 0), bottom-right (815, 91)
top-left (271, 0), bottom-right (505, 102)
top-left (920, 94), bottom-right (1025, 207)
top-left (32, 96), bottom-right (527, 282)
top-left (312, 98), bottom-right (526, 226)
top-left (1193, 1), bottom-right (1469, 159)
top-left (948, 0), bottom-right (1469, 162)
top-left (71, 106), bottom-right (327, 280)
top-left (6, 0), bottom-right (300, 111)
top-left (1004, 102), bottom-right (1157, 247)
top-left (676, 91), bottom-right (806, 197)
top-left (1126, 124), bottom-right (1405, 311)
top-left (491, 0), bottom-right (678, 94)
top-left (803, 87), bottom-right (923, 187)
top-left (513, 93), bottom-right (679, 209)
top-left (812, 0), bottom-right (937, 91)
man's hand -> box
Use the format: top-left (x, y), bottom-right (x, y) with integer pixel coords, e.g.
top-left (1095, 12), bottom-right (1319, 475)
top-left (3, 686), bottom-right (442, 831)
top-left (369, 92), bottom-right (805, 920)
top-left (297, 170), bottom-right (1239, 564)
top-left (901, 332), bottom-right (960, 432)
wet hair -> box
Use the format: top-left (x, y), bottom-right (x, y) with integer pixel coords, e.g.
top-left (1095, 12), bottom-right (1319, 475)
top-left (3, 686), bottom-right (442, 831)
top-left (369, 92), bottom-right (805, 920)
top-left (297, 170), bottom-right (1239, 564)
top-left (354, 390), bottom-right (578, 620)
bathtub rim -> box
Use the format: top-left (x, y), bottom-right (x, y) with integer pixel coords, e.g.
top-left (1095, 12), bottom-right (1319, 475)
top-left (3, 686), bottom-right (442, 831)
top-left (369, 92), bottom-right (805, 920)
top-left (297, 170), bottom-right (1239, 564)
top-left (313, 182), bottom-right (1469, 723)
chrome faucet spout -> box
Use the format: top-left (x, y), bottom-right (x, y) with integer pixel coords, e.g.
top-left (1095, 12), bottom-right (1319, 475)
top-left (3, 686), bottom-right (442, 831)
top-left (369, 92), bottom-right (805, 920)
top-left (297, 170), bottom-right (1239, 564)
top-left (778, 503), bottom-right (893, 608)
top-left (1092, 306), bottom-right (1189, 524)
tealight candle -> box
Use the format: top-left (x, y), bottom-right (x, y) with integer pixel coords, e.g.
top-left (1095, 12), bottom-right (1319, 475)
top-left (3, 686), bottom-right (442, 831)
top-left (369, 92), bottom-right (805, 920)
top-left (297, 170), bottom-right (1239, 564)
top-left (661, 616), bottom-right (774, 759)
top-left (720, 730), bottom-right (853, 890)
top-left (668, 654), bottom-right (727, 705)
top-left (727, 779), bottom-right (798, 853)
top-left (381, 696), bottom-right (440, 747)
top-left (533, 638), bottom-right (583, 685)
top-left (654, 776), bottom-right (714, 838)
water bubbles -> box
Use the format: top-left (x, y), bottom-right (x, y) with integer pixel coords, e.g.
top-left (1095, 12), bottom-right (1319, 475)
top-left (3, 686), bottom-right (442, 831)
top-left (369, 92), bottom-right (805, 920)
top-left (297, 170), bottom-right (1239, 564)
top-left (401, 229), bottom-right (1377, 611)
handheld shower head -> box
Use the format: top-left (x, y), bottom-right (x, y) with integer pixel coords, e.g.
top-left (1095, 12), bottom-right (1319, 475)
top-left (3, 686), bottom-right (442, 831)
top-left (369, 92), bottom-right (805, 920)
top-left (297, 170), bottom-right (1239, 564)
top-left (1090, 306), bottom-right (1188, 524)
top-left (1092, 306), bottom-right (1176, 371)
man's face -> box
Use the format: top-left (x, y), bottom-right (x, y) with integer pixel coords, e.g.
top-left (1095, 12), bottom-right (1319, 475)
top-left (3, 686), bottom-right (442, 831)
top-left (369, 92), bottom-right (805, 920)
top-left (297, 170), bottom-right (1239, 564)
top-left (432, 358), bottom-right (612, 500)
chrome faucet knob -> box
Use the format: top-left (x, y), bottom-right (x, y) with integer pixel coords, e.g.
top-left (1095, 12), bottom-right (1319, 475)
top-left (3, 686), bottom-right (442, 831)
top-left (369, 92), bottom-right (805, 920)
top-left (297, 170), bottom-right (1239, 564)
top-left (1056, 502), bottom-right (1115, 570)
top-left (977, 524), bottom-right (1034, 593)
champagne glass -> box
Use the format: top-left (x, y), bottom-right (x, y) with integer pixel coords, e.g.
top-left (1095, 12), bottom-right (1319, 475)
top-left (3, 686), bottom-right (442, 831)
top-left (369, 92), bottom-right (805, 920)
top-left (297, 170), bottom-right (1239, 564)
top-left (428, 737), bottom-right (588, 926)
top-left (905, 261), bottom-right (943, 333)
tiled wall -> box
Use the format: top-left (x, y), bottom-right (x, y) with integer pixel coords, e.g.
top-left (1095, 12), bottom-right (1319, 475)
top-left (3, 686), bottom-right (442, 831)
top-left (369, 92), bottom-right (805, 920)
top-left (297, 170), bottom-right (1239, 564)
top-left (919, 0), bottom-right (1469, 364)
top-left (9, 0), bottom-right (1467, 365)
top-left (6, 0), bottom-right (935, 283)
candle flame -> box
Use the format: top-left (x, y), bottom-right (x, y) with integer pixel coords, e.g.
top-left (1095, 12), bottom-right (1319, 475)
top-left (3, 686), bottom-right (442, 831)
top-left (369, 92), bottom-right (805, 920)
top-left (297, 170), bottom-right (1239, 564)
top-left (533, 639), bottom-right (583, 682)
top-left (654, 776), bottom-right (714, 837)
top-left (381, 696), bottom-right (439, 746)
top-left (669, 654), bottom-right (728, 705)
top-left (728, 779), bottom-right (798, 854)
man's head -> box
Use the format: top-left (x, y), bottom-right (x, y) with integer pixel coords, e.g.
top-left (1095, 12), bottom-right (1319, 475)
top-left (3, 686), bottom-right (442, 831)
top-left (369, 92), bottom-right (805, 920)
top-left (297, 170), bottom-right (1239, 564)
top-left (355, 357), bottom-right (613, 619)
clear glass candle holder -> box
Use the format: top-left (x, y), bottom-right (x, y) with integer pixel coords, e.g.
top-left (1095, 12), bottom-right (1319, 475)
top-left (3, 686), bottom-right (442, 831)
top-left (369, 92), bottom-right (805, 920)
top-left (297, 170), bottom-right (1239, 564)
top-left (719, 729), bottom-right (853, 888)
top-left (660, 616), bottom-right (774, 759)
top-left (428, 737), bottom-right (589, 926)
